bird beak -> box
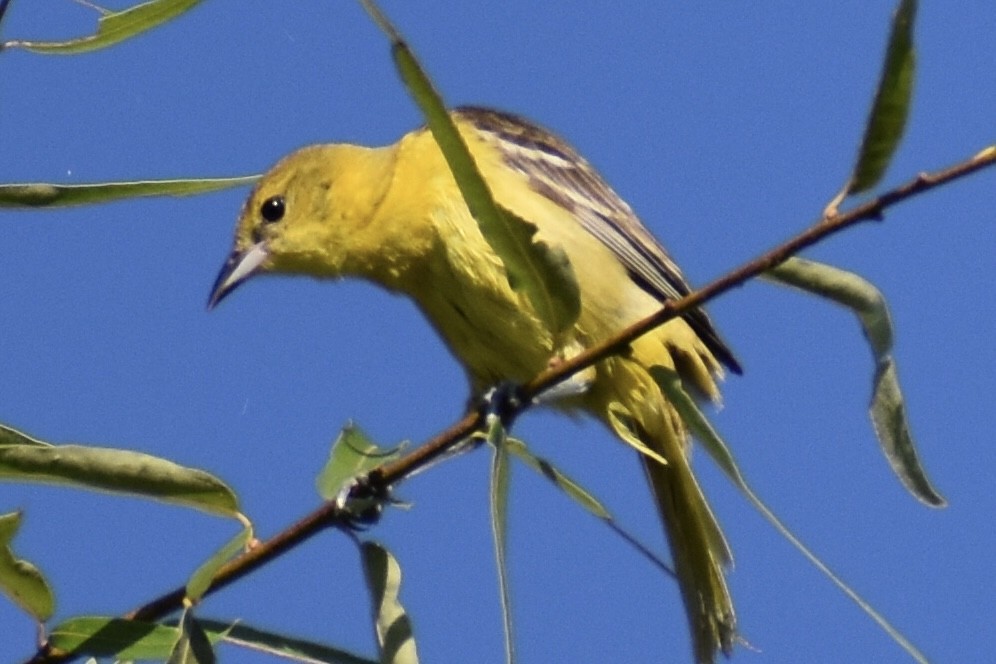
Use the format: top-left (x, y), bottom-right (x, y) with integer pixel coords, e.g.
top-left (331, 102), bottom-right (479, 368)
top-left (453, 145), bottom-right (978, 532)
top-left (207, 241), bottom-right (269, 309)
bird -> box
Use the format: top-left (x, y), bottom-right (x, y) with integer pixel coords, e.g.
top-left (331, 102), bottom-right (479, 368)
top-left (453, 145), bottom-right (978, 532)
top-left (208, 106), bottom-right (741, 663)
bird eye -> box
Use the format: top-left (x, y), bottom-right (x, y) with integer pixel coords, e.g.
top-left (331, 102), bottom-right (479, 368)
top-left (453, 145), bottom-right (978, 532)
top-left (260, 195), bottom-right (285, 223)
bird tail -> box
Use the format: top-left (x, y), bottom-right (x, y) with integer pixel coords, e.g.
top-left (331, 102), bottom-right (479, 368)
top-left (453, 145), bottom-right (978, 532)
top-left (594, 328), bottom-right (736, 663)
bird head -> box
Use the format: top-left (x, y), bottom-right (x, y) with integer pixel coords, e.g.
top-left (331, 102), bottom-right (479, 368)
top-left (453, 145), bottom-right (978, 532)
top-left (208, 143), bottom-right (398, 309)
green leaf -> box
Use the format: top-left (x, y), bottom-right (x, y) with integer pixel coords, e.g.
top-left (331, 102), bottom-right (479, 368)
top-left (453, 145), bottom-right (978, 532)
top-left (0, 423), bottom-right (241, 517)
top-left (0, 176), bottom-right (258, 208)
top-left (505, 438), bottom-right (610, 520)
top-left (491, 208), bottom-right (580, 336)
top-left (651, 366), bottom-right (931, 663)
top-left (49, 617), bottom-right (181, 659)
top-left (2, 0), bottom-right (206, 55)
top-left (315, 423), bottom-right (403, 501)
top-left (358, 0), bottom-right (580, 337)
top-left (870, 360), bottom-right (945, 504)
top-left (486, 420), bottom-right (515, 664)
top-left (361, 541), bottom-right (419, 664)
top-left (506, 436), bottom-right (677, 578)
top-left (185, 526), bottom-right (253, 602)
top-left (649, 368), bottom-right (747, 493)
top-left (0, 511), bottom-right (55, 621)
top-left (848, 0), bottom-right (917, 194)
top-left (765, 257), bottom-right (945, 506)
top-left (196, 619), bottom-right (378, 664)
top-left (168, 608), bottom-right (216, 664)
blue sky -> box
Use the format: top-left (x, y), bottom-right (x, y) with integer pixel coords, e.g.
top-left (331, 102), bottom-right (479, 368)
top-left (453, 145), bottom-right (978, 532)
top-left (1, 2), bottom-right (994, 663)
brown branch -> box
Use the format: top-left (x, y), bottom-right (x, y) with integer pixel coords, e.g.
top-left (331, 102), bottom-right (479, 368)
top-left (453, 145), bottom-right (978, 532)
top-left (376, 144), bottom-right (996, 483)
top-left (26, 145), bottom-right (995, 664)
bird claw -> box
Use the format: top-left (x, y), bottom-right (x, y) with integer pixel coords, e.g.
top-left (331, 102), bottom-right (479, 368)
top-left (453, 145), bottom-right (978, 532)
top-left (334, 475), bottom-right (391, 529)
top-left (478, 381), bottom-right (527, 428)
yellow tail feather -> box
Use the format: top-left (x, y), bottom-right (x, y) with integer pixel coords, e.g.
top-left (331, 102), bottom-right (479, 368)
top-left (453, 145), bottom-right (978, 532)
top-left (595, 348), bottom-right (735, 663)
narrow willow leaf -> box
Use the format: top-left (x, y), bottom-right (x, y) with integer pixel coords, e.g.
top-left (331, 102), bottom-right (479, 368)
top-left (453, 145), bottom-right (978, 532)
top-left (2, 0), bottom-right (205, 55)
top-left (315, 423), bottom-right (403, 501)
top-left (0, 176), bottom-right (258, 209)
top-left (49, 617), bottom-right (180, 659)
top-left (765, 257), bottom-right (945, 506)
top-left (360, 541), bottom-right (419, 664)
top-left (648, 367), bottom-right (746, 497)
top-left (359, 0), bottom-right (580, 336)
top-left (487, 420), bottom-right (515, 664)
top-left (651, 366), bottom-right (930, 663)
top-left (0, 431), bottom-right (241, 517)
top-left (168, 608), bottom-right (216, 664)
top-left (185, 526), bottom-right (252, 602)
top-left (196, 619), bottom-right (377, 664)
top-left (505, 438), bottom-right (610, 520)
top-left (506, 437), bottom-right (676, 577)
top-left (848, 0), bottom-right (918, 194)
top-left (0, 511), bottom-right (55, 621)
top-left (870, 360), bottom-right (945, 506)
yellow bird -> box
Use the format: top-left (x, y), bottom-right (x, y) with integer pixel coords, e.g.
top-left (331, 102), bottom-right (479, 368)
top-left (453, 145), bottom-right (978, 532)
top-left (209, 107), bottom-right (742, 663)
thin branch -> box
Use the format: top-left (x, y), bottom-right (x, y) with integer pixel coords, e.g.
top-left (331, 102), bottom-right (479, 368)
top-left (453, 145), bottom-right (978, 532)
top-left (25, 145), bottom-right (995, 664)
top-left (375, 144), bottom-right (996, 484)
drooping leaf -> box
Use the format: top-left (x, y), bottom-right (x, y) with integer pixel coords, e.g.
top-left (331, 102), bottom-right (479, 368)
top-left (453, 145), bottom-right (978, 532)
top-left (2, 0), bottom-right (206, 55)
top-left (765, 257), bottom-right (945, 506)
top-left (506, 436), bottom-right (675, 577)
top-left (650, 365), bottom-right (930, 663)
top-left (486, 418), bottom-right (515, 664)
top-left (847, 0), bottom-right (918, 194)
top-left (196, 619), bottom-right (377, 664)
top-left (185, 526), bottom-right (253, 602)
top-left (0, 423), bottom-right (241, 517)
top-left (0, 511), bottom-right (55, 621)
top-left (0, 176), bottom-right (258, 209)
top-left (505, 438), bottom-right (610, 520)
top-left (649, 367), bottom-right (746, 492)
top-left (167, 608), bottom-right (216, 664)
top-left (360, 541), bottom-right (419, 664)
top-left (358, 0), bottom-right (580, 337)
top-left (870, 360), bottom-right (943, 504)
top-left (315, 423), bottom-right (404, 501)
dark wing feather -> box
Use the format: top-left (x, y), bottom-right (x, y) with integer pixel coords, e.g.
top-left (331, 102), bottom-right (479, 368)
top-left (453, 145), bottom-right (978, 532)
top-left (455, 106), bottom-right (741, 374)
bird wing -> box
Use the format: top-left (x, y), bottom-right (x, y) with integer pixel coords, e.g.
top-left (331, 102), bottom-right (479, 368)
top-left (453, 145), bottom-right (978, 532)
top-left (454, 106), bottom-right (741, 374)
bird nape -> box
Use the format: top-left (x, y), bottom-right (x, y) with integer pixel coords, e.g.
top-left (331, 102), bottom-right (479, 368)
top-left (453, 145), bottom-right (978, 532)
top-left (209, 106), bottom-right (740, 663)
